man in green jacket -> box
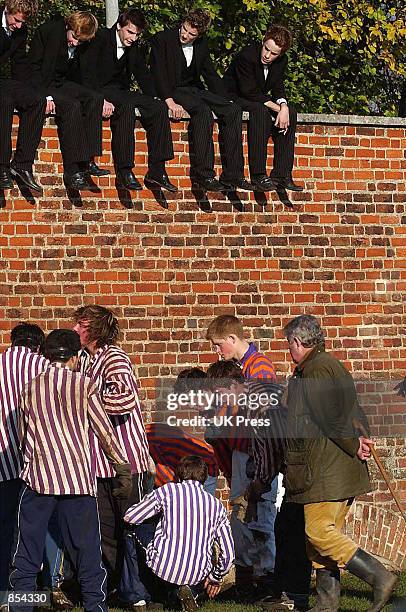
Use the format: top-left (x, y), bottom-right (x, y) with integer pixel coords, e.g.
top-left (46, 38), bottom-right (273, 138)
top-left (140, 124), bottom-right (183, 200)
top-left (283, 314), bottom-right (397, 612)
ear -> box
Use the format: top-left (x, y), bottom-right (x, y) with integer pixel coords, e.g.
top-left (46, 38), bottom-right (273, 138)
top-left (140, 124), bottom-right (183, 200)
top-left (227, 334), bottom-right (238, 345)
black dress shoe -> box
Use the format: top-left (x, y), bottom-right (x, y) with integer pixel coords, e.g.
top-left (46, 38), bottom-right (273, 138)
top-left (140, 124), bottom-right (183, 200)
top-left (251, 174), bottom-right (277, 192)
top-left (63, 171), bottom-right (92, 190)
top-left (221, 177), bottom-right (254, 191)
top-left (273, 177), bottom-right (304, 191)
top-left (144, 172), bottom-right (178, 192)
top-left (88, 161), bottom-right (110, 176)
top-left (192, 177), bottom-right (226, 192)
top-left (10, 166), bottom-right (42, 192)
top-left (116, 170), bottom-right (143, 191)
top-left (0, 167), bottom-right (14, 189)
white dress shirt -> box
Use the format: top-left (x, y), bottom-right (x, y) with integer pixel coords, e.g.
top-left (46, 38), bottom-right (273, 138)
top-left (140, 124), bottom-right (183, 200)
top-left (262, 63), bottom-right (288, 106)
top-left (182, 42), bottom-right (194, 67)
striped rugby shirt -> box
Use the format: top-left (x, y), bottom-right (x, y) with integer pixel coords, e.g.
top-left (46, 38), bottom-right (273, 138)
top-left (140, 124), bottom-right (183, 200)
top-left (240, 342), bottom-right (277, 380)
top-left (145, 422), bottom-right (218, 487)
top-left (78, 345), bottom-right (149, 478)
top-left (0, 346), bottom-right (48, 482)
top-left (124, 480), bottom-right (234, 585)
top-left (19, 362), bottom-right (127, 496)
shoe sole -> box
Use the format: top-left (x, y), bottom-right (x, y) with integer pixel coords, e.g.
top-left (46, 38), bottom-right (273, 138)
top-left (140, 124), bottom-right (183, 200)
top-left (10, 168), bottom-right (42, 192)
top-left (253, 184), bottom-right (276, 192)
top-left (223, 186), bottom-right (254, 192)
top-left (178, 586), bottom-right (198, 611)
top-left (117, 181), bottom-right (143, 191)
top-left (144, 177), bottom-right (178, 192)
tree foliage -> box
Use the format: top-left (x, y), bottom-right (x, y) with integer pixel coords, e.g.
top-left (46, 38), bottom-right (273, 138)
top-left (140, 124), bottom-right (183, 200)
top-left (36, 0), bottom-right (406, 115)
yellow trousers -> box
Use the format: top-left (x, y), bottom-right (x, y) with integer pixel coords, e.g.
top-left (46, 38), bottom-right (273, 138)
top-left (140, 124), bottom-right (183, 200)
top-left (304, 500), bottom-right (358, 570)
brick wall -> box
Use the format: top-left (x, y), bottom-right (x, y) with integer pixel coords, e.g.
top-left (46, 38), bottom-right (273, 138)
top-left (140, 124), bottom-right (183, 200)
top-left (1, 113), bottom-right (405, 568)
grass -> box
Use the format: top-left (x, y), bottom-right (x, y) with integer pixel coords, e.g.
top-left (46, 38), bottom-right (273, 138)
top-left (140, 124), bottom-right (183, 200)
top-left (103, 572), bottom-right (406, 611)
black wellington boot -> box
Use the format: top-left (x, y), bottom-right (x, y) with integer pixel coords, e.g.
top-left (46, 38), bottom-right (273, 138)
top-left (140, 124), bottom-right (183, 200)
top-left (345, 548), bottom-right (398, 612)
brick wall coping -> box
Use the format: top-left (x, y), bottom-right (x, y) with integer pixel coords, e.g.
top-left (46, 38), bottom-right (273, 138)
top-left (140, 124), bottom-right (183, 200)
top-left (17, 111), bottom-right (406, 128)
top-left (296, 113), bottom-right (406, 127)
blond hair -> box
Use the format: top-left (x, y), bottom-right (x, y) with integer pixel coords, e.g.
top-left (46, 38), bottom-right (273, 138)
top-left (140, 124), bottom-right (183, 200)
top-left (6, 0), bottom-right (38, 18)
top-left (65, 11), bottom-right (98, 41)
top-left (206, 315), bottom-right (244, 340)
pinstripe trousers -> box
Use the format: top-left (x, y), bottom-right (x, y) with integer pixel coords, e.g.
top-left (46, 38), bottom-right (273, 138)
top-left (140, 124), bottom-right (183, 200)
top-left (0, 79), bottom-right (45, 170)
top-left (101, 88), bottom-right (174, 173)
top-left (172, 86), bottom-right (244, 182)
top-left (48, 81), bottom-right (104, 170)
top-left (235, 98), bottom-right (297, 179)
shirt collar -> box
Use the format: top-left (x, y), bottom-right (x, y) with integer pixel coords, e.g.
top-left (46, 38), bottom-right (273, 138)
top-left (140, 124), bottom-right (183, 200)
top-left (85, 344), bottom-right (108, 369)
top-left (239, 342), bottom-right (257, 366)
top-left (115, 29), bottom-right (126, 50)
top-left (2, 10), bottom-right (11, 35)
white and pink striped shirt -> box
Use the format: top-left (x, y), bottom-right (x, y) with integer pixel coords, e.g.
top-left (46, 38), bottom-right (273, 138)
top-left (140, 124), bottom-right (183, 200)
top-left (19, 362), bottom-right (127, 496)
top-left (0, 346), bottom-right (48, 482)
top-left (124, 480), bottom-right (234, 585)
top-left (78, 345), bottom-right (149, 478)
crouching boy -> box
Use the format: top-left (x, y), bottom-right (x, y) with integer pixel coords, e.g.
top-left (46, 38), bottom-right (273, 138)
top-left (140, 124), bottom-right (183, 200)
top-left (124, 455), bottom-right (234, 611)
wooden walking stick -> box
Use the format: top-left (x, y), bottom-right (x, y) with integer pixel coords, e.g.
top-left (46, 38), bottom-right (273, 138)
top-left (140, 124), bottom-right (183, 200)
top-left (353, 418), bottom-right (406, 523)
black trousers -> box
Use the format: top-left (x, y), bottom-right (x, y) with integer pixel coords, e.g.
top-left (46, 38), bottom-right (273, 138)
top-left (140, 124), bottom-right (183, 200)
top-left (48, 80), bottom-right (103, 169)
top-left (236, 98), bottom-right (297, 179)
top-left (97, 473), bottom-right (145, 592)
top-left (273, 500), bottom-right (312, 604)
top-left (102, 87), bottom-right (173, 173)
top-left (0, 78), bottom-right (45, 170)
top-left (172, 86), bottom-right (244, 182)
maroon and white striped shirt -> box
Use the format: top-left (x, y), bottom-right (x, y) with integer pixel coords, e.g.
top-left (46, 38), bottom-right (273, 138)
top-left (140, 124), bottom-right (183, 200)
top-left (124, 480), bottom-right (234, 585)
top-left (19, 362), bottom-right (127, 496)
top-left (78, 345), bottom-right (149, 478)
top-left (0, 346), bottom-right (48, 482)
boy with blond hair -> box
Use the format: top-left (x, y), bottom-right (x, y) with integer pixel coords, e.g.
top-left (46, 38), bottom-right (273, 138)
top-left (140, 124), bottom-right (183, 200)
top-left (205, 315), bottom-right (278, 599)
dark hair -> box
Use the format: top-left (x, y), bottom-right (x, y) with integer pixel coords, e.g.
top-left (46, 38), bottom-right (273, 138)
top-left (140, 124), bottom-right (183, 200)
top-left (118, 7), bottom-right (147, 30)
top-left (11, 323), bottom-right (45, 352)
top-left (73, 305), bottom-right (119, 348)
top-left (206, 360), bottom-right (244, 381)
top-left (182, 8), bottom-right (211, 34)
top-left (263, 24), bottom-right (293, 53)
top-left (173, 367), bottom-right (207, 394)
top-left (175, 455), bottom-right (208, 484)
top-left (44, 329), bottom-right (81, 363)
top-left (206, 360), bottom-right (245, 390)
